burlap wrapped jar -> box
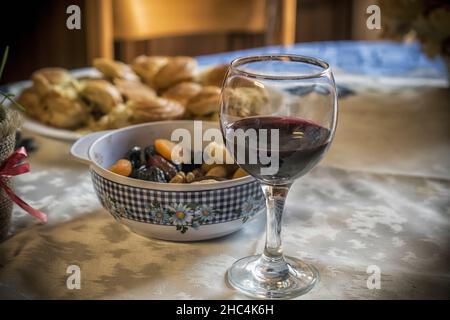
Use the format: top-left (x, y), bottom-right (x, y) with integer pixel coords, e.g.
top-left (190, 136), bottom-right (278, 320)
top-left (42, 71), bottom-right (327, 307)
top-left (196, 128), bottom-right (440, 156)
top-left (0, 109), bottom-right (20, 240)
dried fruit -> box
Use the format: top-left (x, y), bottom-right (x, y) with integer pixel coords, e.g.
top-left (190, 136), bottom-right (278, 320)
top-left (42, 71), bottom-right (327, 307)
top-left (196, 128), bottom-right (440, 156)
top-left (112, 140), bottom-right (241, 183)
top-left (185, 172), bottom-right (195, 183)
top-left (170, 172), bottom-right (186, 183)
top-left (191, 168), bottom-right (203, 178)
top-left (147, 154), bottom-right (178, 180)
top-left (232, 168), bottom-right (249, 179)
top-left (225, 164), bottom-right (239, 175)
top-left (144, 146), bottom-right (157, 161)
top-left (109, 159), bottom-right (133, 177)
top-left (133, 165), bottom-right (167, 182)
top-left (124, 146), bottom-right (142, 168)
top-left (200, 163), bottom-right (219, 174)
top-left (204, 141), bottom-right (234, 164)
top-left (206, 165), bottom-right (228, 178)
top-left (154, 139), bottom-right (177, 161)
top-left (150, 167), bottom-right (167, 183)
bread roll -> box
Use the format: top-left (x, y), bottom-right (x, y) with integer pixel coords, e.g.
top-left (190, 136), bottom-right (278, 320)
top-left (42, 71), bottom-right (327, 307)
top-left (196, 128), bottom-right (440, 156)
top-left (17, 87), bottom-right (43, 120)
top-left (41, 90), bottom-right (89, 129)
top-left (197, 64), bottom-right (228, 87)
top-left (113, 78), bottom-right (156, 102)
top-left (222, 86), bottom-right (268, 117)
top-left (93, 58), bottom-right (139, 81)
top-left (162, 81), bottom-right (202, 105)
top-left (31, 68), bottom-right (73, 96)
top-left (153, 56), bottom-right (197, 90)
top-left (96, 103), bottom-right (132, 129)
top-left (79, 79), bottom-right (123, 114)
top-left (127, 97), bottom-right (185, 123)
top-left (132, 55), bottom-right (169, 87)
top-left (186, 86), bottom-right (221, 116)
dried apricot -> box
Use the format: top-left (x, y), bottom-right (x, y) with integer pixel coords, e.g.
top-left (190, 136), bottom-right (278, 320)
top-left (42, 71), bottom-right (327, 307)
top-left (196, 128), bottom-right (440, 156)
top-left (232, 168), bottom-right (249, 179)
top-left (109, 159), bottom-right (132, 177)
top-left (154, 139), bottom-right (177, 161)
top-left (206, 165), bottom-right (227, 178)
top-left (201, 163), bottom-right (218, 174)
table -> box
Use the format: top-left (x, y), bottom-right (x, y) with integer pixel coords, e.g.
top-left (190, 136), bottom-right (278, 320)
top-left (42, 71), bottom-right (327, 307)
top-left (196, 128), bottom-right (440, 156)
top-left (0, 41), bottom-right (449, 299)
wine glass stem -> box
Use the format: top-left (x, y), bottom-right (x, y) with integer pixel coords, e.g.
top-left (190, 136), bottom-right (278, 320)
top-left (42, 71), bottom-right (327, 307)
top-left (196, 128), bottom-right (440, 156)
top-left (261, 183), bottom-right (291, 262)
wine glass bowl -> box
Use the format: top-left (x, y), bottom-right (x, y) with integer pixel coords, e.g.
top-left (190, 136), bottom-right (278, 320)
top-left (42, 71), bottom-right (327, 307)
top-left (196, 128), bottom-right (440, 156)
top-left (220, 55), bottom-right (338, 299)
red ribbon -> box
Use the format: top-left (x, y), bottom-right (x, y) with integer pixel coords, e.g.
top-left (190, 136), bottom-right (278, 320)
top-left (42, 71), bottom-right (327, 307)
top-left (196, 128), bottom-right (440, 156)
top-left (0, 147), bottom-right (47, 223)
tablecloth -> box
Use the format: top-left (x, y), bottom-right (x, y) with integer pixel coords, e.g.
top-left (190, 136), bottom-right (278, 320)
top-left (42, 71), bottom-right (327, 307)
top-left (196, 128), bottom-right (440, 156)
top-left (0, 41), bottom-right (449, 299)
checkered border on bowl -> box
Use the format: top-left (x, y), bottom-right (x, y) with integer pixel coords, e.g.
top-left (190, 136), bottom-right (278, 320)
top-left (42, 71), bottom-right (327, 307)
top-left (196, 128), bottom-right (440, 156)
top-left (91, 170), bottom-right (264, 228)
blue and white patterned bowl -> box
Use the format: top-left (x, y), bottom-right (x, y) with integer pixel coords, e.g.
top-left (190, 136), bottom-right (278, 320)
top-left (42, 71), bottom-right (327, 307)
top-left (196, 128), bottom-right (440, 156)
top-left (70, 121), bottom-right (265, 241)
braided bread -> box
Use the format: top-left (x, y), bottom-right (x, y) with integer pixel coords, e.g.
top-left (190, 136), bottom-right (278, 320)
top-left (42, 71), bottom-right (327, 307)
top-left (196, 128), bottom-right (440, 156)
top-left (79, 79), bottom-right (123, 114)
top-left (132, 55), bottom-right (169, 88)
top-left (127, 97), bottom-right (185, 123)
top-left (186, 86), bottom-right (221, 116)
top-left (93, 58), bottom-right (139, 81)
top-left (162, 81), bottom-right (202, 105)
top-left (153, 56), bottom-right (197, 90)
top-left (196, 64), bottom-right (228, 87)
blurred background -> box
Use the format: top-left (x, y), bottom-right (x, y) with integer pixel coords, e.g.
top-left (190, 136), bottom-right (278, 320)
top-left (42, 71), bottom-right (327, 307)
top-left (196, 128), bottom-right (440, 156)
top-left (0, 0), bottom-right (387, 83)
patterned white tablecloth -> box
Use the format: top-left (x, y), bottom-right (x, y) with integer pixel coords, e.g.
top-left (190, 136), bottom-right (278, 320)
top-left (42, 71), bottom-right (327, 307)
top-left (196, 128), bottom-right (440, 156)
top-left (0, 85), bottom-right (448, 299)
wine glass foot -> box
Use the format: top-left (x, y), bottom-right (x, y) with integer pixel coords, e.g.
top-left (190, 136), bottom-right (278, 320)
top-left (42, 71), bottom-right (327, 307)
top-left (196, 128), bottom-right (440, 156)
top-left (227, 254), bottom-right (319, 299)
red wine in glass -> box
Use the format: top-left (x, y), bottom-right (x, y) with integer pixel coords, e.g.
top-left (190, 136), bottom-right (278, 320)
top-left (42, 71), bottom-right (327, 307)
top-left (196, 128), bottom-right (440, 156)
top-left (225, 116), bottom-right (331, 185)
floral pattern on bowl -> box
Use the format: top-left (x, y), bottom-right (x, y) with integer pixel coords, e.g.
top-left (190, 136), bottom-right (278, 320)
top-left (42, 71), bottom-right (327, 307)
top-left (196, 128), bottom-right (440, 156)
top-left (101, 192), bottom-right (263, 234)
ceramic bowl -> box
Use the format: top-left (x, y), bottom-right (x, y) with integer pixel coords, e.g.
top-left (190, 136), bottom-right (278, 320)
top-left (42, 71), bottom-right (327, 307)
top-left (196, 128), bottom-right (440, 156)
top-left (70, 121), bottom-right (264, 241)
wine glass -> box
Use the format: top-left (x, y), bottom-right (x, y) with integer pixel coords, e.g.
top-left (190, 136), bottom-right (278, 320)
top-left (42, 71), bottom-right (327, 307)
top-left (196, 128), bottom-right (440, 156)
top-left (220, 55), bottom-right (338, 299)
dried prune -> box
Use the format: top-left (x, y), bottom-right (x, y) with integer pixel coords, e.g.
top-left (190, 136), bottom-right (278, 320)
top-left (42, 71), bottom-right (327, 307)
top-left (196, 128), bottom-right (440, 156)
top-left (133, 165), bottom-right (167, 183)
top-left (149, 167), bottom-right (167, 183)
top-left (124, 146), bottom-right (142, 168)
top-left (131, 165), bottom-right (145, 179)
top-left (144, 146), bottom-right (157, 162)
top-left (147, 154), bottom-right (178, 180)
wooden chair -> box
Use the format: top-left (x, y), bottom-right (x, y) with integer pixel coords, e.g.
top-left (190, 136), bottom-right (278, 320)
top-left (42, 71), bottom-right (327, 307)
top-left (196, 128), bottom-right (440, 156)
top-left (85, 0), bottom-right (297, 61)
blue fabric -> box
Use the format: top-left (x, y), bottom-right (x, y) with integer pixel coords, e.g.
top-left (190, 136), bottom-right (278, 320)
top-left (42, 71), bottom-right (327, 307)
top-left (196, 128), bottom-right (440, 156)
top-left (196, 41), bottom-right (448, 80)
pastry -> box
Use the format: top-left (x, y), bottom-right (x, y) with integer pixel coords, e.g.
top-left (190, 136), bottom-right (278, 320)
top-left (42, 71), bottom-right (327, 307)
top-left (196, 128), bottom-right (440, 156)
top-left (93, 58), bottom-right (139, 81)
top-left (31, 68), bottom-right (73, 96)
top-left (196, 64), bottom-right (228, 87)
top-left (41, 90), bottom-right (89, 129)
top-left (18, 57), bottom-right (232, 133)
top-left (127, 97), bottom-right (185, 123)
top-left (95, 103), bottom-right (132, 129)
top-left (222, 86), bottom-right (268, 117)
top-left (153, 56), bottom-right (198, 90)
top-left (17, 87), bottom-right (44, 121)
top-left (132, 55), bottom-right (169, 88)
top-left (161, 81), bottom-right (202, 105)
top-left (113, 78), bottom-right (157, 102)
top-left (79, 79), bottom-right (123, 114)
top-left (186, 86), bottom-right (221, 116)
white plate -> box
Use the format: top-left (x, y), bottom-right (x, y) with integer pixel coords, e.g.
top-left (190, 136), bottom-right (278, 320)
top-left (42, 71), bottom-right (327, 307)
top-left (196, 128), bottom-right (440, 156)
top-left (5, 68), bottom-right (101, 142)
top-left (21, 115), bottom-right (84, 142)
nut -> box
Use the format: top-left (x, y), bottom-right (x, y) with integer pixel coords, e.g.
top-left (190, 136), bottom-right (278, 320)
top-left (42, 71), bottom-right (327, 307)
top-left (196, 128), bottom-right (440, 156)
top-left (186, 172), bottom-right (195, 183)
top-left (169, 172), bottom-right (186, 183)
